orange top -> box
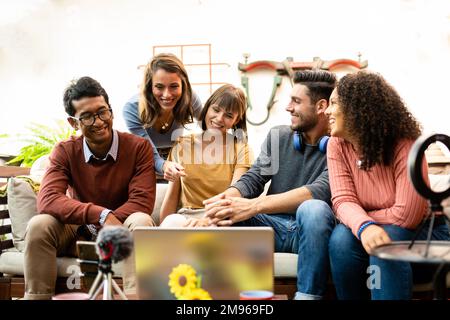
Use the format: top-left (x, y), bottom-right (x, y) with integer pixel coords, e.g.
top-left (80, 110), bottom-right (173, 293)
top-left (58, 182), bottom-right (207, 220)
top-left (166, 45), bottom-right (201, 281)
top-left (327, 137), bottom-right (428, 237)
top-left (169, 133), bottom-right (253, 209)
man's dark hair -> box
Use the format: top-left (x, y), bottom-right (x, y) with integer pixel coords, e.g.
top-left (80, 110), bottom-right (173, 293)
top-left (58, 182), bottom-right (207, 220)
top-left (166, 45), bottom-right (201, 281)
top-left (63, 76), bottom-right (109, 116)
top-left (293, 70), bottom-right (337, 104)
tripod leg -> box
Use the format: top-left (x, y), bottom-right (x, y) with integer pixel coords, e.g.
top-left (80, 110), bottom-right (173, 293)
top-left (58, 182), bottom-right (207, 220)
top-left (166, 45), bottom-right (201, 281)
top-left (91, 281), bottom-right (104, 300)
top-left (424, 212), bottom-right (436, 258)
top-left (104, 273), bottom-right (113, 300)
top-left (88, 272), bottom-right (103, 300)
top-left (433, 263), bottom-right (449, 300)
top-left (408, 209), bottom-right (432, 249)
top-left (111, 279), bottom-right (128, 300)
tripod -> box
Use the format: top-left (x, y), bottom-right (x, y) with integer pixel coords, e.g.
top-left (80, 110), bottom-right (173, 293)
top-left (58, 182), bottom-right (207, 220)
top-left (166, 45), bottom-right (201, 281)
top-left (406, 133), bottom-right (450, 299)
top-left (88, 259), bottom-right (128, 300)
top-left (406, 200), bottom-right (450, 300)
top-left (408, 202), bottom-right (450, 256)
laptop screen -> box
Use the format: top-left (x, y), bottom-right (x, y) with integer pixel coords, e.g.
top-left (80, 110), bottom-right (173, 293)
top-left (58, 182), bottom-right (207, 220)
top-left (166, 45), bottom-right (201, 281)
top-left (134, 227), bottom-right (274, 300)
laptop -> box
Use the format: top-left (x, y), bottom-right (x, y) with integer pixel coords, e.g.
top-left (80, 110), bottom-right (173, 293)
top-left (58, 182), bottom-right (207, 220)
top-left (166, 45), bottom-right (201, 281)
top-left (133, 227), bottom-right (274, 300)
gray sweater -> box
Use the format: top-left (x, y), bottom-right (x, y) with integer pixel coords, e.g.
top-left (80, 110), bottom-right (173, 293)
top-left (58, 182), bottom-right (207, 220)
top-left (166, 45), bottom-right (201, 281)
top-left (233, 125), bottom-right (331, 214)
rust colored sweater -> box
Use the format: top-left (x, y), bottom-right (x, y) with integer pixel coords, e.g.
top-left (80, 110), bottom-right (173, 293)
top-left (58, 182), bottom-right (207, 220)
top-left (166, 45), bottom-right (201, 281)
top-left (327, 137), bottom-right (428, 237)
top-left (37, 131), bottom-right (156, 225)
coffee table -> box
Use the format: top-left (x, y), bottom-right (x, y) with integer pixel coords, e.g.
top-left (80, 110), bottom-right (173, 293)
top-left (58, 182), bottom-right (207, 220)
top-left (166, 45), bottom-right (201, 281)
top-left (372, 241), bottom-right (450, 299)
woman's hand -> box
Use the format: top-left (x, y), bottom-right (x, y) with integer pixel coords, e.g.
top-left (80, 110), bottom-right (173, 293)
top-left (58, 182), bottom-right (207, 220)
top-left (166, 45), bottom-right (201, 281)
top-left (163, 161), bottom-right (186, 182)
top-left (183, 217), bottom-right (210, 227)
top-left (360, 224), bottom-right (391, 254)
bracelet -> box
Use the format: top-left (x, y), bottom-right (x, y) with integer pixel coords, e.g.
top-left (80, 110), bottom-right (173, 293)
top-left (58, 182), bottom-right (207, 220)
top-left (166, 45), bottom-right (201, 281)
top-left (357, 221), bottom-right (377, 240)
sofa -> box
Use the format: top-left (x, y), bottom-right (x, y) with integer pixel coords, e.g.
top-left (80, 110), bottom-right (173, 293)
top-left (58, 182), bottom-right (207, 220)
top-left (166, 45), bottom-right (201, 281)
top-left (0, 163), bottom-right (449, 300)
top-left (0, 166), bottom-right (298, 299)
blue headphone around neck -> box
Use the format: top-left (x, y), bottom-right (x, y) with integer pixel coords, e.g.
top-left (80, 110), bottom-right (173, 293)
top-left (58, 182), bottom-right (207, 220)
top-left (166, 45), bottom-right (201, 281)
top-left (293, 131), bottom-right (329, 154)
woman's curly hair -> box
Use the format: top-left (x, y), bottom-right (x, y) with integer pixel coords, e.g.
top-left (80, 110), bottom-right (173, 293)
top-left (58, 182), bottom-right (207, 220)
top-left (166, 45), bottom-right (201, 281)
top-left (337, 71), bottom-right (422, 170)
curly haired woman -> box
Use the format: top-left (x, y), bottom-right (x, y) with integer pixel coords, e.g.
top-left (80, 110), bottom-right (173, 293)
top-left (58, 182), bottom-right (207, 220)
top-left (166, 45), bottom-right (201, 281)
top-left (325, 71), bottom-right (449, 300)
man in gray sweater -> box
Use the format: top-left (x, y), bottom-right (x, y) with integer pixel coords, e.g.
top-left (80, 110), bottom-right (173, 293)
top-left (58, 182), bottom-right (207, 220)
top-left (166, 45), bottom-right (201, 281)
top-left (204, 70), bottom-right (336, 300)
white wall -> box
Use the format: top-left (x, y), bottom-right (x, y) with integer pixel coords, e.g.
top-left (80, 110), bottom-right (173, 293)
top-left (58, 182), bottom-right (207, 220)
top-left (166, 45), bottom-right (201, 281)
top-left (0, 0), bottom-right (449, 156)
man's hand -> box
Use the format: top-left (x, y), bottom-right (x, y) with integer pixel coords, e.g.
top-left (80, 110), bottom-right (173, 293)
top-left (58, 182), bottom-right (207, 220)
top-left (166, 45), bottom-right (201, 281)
top-left (205, 197), bottom-right (257, 226)
top-left (203, 193), bottom-right (226, 206)
top-left (104, 213), bottom-right (122, 226)
top-left (163, 161), bottom-right (186, 182)
top-left (360, 224), bottom-right (391, 254)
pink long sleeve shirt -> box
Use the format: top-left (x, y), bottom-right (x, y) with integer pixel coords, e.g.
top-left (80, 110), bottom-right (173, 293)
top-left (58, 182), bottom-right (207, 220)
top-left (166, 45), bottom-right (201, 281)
top-left (327, 137), bottom-right (428, 237)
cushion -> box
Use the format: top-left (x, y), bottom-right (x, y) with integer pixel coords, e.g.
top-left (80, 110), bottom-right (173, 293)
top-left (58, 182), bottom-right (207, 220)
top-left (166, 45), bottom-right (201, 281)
top-left (0, 249), bottom-right (122, 277)
top-left (273, 253), bottom-right (298, 278)
top-left (29, 155), bottom-right (49, 182)
top-left (7, 177), bottom-right (39, 251)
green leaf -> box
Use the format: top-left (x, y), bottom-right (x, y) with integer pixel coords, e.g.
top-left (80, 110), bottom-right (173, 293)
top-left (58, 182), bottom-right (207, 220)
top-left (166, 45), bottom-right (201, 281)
top-left (2, 121), bottom-right (76, 167)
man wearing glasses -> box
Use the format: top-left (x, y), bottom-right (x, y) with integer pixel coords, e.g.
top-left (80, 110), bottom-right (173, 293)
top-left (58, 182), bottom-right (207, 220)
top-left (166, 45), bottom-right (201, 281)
top-left (23, 76), bottom-right (156, 299)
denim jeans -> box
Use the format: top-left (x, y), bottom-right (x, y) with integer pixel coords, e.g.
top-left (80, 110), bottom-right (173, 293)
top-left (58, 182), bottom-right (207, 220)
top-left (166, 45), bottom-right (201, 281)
top-left (238, 199), bottom-right (336, 299)
top-left (328, 218), bottom-right (450, 300)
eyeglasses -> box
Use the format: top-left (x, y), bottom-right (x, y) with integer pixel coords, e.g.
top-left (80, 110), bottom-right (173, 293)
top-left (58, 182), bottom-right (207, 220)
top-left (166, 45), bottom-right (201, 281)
top-left (69, 108), bottom-right (113, 126)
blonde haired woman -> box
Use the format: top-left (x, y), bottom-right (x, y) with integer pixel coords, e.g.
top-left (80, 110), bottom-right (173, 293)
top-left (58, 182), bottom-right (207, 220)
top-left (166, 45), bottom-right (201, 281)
top-left (160, 84), bottom-right (252, 227)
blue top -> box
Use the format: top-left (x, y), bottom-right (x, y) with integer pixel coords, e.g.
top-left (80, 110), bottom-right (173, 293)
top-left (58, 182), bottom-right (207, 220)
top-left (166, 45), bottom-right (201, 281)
top-left (122, 93), bottom-right (202, 174)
